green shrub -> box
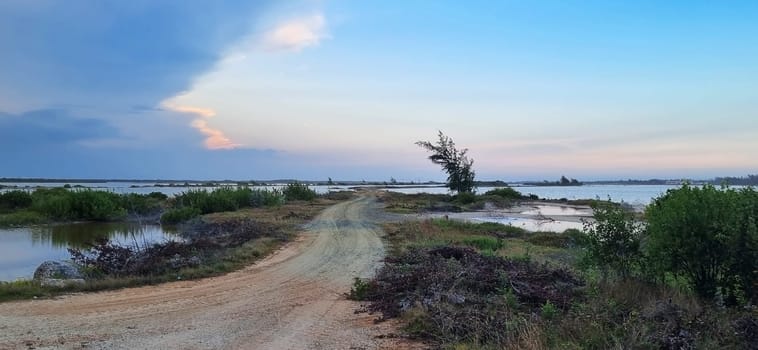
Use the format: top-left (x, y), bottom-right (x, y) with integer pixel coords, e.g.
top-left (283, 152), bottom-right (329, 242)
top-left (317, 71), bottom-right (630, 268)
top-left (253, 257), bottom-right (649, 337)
top-left (541, 300), bottom-right (558, 320)
top-left (147, 192), bottom-right (168, 200)
top-left (174, 187), bottom-right (253, 214)
top-left (646, 184), bottom-right (757, 303)
top-left (250, 189), bottom-right (285, 207)
top-left (120, 193), bottom-right (163, 215)
top-left (453, 191), bottom-right (477, 204)
top-left (0, 190), bottom-right (33, 211)
top-left (583, 199), bottom-right (643, 279)
top-left (160, 207), bottom-right (201, 224)
top-left (348, 277), bottom-right (374, 300)
top-left (282, 182), bottom-right (317, 201)
top-left (485, 187), bottom-right (523, 200)
top-left (30, 189), bottom-right (126, 221)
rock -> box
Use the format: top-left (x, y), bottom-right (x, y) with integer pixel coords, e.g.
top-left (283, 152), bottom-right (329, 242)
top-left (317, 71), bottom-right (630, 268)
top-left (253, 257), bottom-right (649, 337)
top-left (33, 261), bottom-right (84, 286)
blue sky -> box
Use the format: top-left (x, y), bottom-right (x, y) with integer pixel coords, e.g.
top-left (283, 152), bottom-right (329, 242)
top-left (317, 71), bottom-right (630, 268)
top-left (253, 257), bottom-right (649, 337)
top-left (1, 0), bottom-right (756, 181)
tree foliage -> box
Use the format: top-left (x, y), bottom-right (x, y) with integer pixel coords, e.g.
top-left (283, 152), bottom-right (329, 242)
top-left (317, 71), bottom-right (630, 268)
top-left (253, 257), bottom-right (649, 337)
top-left (416, 131), bottom-right (476, 193)
top-left (646, 184), bottom-right (758, 303)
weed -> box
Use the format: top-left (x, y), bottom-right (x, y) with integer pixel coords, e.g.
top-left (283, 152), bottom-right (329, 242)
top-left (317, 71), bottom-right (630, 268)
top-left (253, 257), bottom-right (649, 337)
top-left (541, 301), bottom-right (558, 320)
top-left (348, 277), bottom-right (374, 300)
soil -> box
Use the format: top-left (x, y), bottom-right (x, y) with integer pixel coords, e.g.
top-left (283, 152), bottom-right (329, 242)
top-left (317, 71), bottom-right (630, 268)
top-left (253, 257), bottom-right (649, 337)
top-left (0, 195), bottom-right (422, 349)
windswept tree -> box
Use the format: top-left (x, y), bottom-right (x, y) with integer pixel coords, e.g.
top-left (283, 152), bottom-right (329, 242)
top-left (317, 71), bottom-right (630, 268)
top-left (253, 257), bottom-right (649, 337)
top-left (416, 131), bottom-right (476, 193)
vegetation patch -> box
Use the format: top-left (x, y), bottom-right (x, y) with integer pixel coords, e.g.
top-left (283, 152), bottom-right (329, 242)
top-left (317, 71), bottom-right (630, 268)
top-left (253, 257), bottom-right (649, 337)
top-left (363, 186), bottom-right (757, 348)
top-left (379, 190), bottom-right (525, 214)
top-left (282, 182), bottom-right (318, 201)
top-left (354, 246), bottom-right (583, 346)
top-left (0, 189), bottom-right (169, 226)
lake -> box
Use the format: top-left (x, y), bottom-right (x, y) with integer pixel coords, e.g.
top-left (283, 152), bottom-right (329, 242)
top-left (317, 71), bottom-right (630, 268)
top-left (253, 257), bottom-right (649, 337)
top-left (387, 184), bottom-right (703, 205)
top-left (0, 222), bottom-right (178, 281)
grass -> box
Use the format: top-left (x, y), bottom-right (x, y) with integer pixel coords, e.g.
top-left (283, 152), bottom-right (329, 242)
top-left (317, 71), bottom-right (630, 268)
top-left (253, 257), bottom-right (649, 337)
top-left (379, 190), bottom-right (526, 215)
top-left (0, 210), bottom-right (47, 227)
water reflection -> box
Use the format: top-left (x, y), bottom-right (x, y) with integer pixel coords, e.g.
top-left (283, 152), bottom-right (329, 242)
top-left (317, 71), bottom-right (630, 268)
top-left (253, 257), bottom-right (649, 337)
top-left (28, 222), bottom-right (178, 249)
top-left (0, 223), bottom-right (178, 281)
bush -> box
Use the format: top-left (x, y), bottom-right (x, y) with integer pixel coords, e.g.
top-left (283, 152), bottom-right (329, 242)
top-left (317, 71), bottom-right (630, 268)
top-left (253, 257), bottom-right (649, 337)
top-left (484, 187), bottom-right (523, 200)
top-left (282, 182), bottom-right (317, 201)
top-left (147, 192), bottom-right (168, 200)
top-left (583, 199), bottom-right (643, 279)
top-left (174, 187), bottom-right (253, 214)
top-left (120, 193), bottom-right (163, 215)
top-left (0, 190), bottom-right (33, 211)
top-left (646, 184), bottom-right (757, 303)
top-left (160, 207), bottom-right (201, 224)
top-left (584, 200), bottom-right (643, 278)
top-left (348, 277), bottom-right (375, 300)
top-left (250, 189), bottom-right (285, 207)
top-left (452, 191), bottom-right (477, 204)
top-left (31, 189), bottom-right (126, 221)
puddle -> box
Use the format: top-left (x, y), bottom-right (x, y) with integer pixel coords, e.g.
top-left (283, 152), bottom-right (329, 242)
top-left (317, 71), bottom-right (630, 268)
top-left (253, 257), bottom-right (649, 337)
top-left (472, 217), bottom-right (584, 233)
top-left (520, 205), bottom-right (592, 216)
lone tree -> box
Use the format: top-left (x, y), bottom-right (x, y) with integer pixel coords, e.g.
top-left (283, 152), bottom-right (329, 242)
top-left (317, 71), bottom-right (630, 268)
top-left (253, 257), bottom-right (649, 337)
top-left (416, 131), bottom-right (476, 193)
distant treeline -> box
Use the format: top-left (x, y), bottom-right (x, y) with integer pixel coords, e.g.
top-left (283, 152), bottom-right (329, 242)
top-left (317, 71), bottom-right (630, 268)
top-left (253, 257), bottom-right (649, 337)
top-left (524, 176), bottom-right (582, 187)
top-left (586, 179), bottom-right (690, 185)
top-left (712, 174), bottom-right (758, 186)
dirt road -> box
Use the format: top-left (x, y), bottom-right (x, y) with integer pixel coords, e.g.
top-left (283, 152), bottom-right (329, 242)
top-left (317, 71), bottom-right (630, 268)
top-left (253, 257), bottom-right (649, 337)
top-left (0, 195), bottom-right (397, 350)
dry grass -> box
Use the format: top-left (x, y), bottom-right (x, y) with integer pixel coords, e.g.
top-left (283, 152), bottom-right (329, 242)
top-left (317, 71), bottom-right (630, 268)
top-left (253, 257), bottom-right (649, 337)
top-left (371, 215), bottom-right (757, 349)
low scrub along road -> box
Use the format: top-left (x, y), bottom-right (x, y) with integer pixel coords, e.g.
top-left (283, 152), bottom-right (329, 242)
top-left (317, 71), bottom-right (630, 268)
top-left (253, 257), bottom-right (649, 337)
top-left (0, 195), bottom-right (391, 349)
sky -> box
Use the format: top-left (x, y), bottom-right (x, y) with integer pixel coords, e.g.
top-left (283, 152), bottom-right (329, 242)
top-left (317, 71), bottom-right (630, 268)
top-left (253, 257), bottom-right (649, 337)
top-left (1, 0), bottom-right (757, 181)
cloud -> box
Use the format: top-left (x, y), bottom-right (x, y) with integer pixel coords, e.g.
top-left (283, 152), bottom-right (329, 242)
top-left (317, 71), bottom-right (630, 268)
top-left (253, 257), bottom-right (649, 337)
top-left (0, 109), bottom-right (120, 148)
top-left (161, 102), bottom-right (240, 150)
top-left (263, 14), bottom-right (328, 52)
top-left (0, 2), bottom-right (272, 108)
top-left (190, 119), bottom-right (241, 150)
top-left (0, 1), bottom-right (270, 166)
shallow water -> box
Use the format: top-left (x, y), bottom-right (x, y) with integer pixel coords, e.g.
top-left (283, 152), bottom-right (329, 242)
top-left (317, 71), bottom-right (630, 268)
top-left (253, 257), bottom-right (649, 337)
top-left (520, 205), bottom-right (593, 216)
top-left (0, 222), bottom-right (178, 281)
top-left (471, 217), bottom-right (584, 232)
top-left (388, 184), bottom-right (696, 205)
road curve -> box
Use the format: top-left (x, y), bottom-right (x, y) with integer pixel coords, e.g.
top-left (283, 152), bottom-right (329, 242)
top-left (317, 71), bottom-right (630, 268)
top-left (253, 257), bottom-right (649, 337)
top-left (0, 195), bottom-right (388, 350)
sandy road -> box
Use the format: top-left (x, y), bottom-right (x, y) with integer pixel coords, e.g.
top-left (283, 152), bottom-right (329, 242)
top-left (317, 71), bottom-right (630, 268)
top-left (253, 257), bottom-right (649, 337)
top-left (0, 195), bottom-right (395, 350)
